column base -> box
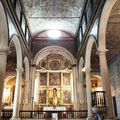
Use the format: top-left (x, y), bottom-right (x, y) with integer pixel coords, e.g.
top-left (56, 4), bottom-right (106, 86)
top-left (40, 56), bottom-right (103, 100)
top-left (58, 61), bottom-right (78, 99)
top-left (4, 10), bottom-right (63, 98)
top-left (10, 117), bottom-right (21, 120)
top-left (86, 116), bottom-right (95, 120)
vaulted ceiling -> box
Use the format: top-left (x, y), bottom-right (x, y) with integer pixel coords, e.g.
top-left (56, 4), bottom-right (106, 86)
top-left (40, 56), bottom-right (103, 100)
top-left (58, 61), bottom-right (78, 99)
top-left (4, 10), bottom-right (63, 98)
top-left (6, 0), bottom-right (120, 75)
top-left (23, 0), bottom-right (84, 36)
top-left (106, 0), bottom-right (120, 61)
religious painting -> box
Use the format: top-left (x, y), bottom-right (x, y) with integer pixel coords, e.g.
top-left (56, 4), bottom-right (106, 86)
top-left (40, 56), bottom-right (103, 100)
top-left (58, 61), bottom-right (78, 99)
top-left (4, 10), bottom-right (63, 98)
top-left (41, 61), bottom-right (47, 69)
top-left (63, 60), bottom-right (71, 69)
top-left (40, 73), bottom-right (47, 86)
top-left (39, 90), bottom-right (46, 103)
top-left (63, 90), bottom-right (71, 103)
top-left (63, 73), bottom-right (70, 86)
top-left (49, 60), bottom-right (61, 70)
top-left (49, 73), bottom-right (61, 86)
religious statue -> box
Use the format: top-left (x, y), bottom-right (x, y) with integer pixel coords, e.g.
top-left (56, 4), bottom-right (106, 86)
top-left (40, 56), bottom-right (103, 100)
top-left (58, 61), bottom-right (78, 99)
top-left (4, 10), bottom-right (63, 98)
top-left (53, 88), bottom-right (57, 97)
top-left (48, 88), bottom-right (61, 107)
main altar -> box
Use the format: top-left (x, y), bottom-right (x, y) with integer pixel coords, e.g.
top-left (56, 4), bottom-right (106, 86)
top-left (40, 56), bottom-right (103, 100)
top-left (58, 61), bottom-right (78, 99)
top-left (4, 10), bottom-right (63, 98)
top-left (43, 106), bottom-right (66, 111)
top-left (43, 106), bottom-right (66, 120)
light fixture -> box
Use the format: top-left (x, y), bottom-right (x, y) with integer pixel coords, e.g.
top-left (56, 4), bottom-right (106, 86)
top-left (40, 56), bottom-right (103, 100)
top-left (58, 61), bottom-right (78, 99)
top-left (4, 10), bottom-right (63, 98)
top-left (47, 30), bottom-right (61, 39)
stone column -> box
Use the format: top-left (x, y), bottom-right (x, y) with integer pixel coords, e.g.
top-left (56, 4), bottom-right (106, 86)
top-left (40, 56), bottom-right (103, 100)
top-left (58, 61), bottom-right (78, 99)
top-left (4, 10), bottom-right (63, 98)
top-left (34, 72), bottom-right (40, 103)
top-left (72, 65), bottom-right (78, 109)
top-left (98, 50), bottom-right (115, 119)
top-left (20, 80), bottom-right (25, 110)
top-left (85, 68), bottom-right (94, 120)
top-left (24, 80), bottom-right (29, 104)
top-left (11, 67), bottom-right (23, 120)
top-left (79, 70), bottom-right (85, 110)
top-left (30, 66), bottom-right (36, 110)
top-left (36, 72), bottom-right (40, 103)
top-left (0, 48), bottom-right (8, 119)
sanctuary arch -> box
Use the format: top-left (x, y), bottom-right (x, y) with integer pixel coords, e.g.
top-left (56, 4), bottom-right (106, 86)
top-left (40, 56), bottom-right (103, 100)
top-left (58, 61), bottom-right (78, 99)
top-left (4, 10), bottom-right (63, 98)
top-left (32, 46), bottom-right (77, 110)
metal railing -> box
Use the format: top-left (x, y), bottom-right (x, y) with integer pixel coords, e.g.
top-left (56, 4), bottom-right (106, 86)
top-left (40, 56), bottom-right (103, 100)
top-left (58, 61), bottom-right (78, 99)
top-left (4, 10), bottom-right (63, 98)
top-left (1, 109), bottom-right (13, 119)
top-left (91, 91), bottom-right (106, 107)
top-left (19, 110), bottom-right (87, 119)
top-left (1, 109), bottom-right (87, 119)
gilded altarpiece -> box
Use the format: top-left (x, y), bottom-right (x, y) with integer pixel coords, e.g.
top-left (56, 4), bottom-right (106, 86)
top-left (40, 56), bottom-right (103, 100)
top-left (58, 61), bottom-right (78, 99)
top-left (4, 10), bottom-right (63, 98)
top-left (36, 54), bottom-right (72, 107)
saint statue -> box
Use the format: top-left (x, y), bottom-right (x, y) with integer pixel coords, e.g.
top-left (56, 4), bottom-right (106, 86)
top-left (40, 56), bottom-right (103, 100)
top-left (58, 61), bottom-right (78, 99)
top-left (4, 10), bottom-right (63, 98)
top-left (53, 88), bottom-right (57, 97)
top-left (53, 88), bottom-right (58, 107)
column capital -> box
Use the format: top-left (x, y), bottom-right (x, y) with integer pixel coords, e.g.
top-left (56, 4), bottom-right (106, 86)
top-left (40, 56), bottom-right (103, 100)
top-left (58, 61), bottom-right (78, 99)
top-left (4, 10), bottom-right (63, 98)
top-left (0, 47), bottom-right (9, 55)
top-left (85, 68), bottom-right (91, 73)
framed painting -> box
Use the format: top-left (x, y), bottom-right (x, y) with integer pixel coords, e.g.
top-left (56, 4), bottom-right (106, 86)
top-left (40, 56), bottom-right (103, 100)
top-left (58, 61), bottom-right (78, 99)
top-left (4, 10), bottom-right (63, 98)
top-left (49, 60), bottom-right (61, 70)
top-left (39, 90), bottom-right (46, 103)
top-left (63, 73), bottom-right (70, 86)
top-left (40, 73), bottom-right (47, 86)
top-left (49, 73), bottom-right (61, 86)
top-left (63, 90), bottom-right (71, 103)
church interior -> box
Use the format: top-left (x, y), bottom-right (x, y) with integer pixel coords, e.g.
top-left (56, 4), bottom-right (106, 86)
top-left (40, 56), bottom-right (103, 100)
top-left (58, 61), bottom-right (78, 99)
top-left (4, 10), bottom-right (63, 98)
top-left (0, 0), bottom-right (120, 120)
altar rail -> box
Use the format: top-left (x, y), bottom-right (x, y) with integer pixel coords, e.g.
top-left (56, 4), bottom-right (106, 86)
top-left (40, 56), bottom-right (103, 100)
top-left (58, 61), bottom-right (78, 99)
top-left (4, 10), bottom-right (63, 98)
top-left (1, 110), bottom-right (87, 119)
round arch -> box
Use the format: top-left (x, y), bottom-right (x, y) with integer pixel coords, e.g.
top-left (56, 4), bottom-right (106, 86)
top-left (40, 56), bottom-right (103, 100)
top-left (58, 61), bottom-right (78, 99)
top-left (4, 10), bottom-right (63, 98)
top-left (34, 46), bottom-right (76, 65)
top-left (84, 35), bottom-right (97, 118)
top-left (9, 35), bottom-right (22, 68)
top-left (2, 75), bottom-right (16, 106)
top-left (32, 46), bottom-right (76, 108)
top-left (98, 1), bottom-right (119, 118)
top-left (0, 1), bottom-right (8, 48)
top-left (4, 75), bottom-right (16, 86)
top-left (85, 36), bottom-right (97, 68)
top-left (9, 35), bottom-right (23, 117)
top-left (98, 0), bottom-right (118, 50)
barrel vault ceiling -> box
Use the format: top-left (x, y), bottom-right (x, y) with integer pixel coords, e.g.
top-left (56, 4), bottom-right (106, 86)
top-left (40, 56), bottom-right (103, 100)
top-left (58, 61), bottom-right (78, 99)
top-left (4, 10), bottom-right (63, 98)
top-left (20, 0), bottom-right (120, 73)
top-left (22, 0), bottom-right (84, 36)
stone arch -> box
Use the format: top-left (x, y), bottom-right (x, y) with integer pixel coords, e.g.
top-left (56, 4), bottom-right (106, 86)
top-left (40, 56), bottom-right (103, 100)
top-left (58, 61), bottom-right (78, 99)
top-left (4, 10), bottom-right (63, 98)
top-left (32, 46), bottom-right (76, 108)
top-left (34, 46), bottom-right (76, 65)
top-left (85, 36), bottom-right (97, 68)
top-left (0, 1), bottom-right (8, 48)
top-left (9, 35), bottom-right (23, 117)
top-left (3, 75), bottom-right (16, 106)
top-left (84, 35), bottom-right (97, 118)
top-left (98, 0), bottom-right (118, 50)
top-left (98, 1), bottom-right (119, 118)
top-left (9, 35), bottom-right (22, 69)
top-left (4, 75), bottom-right (16, 85)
